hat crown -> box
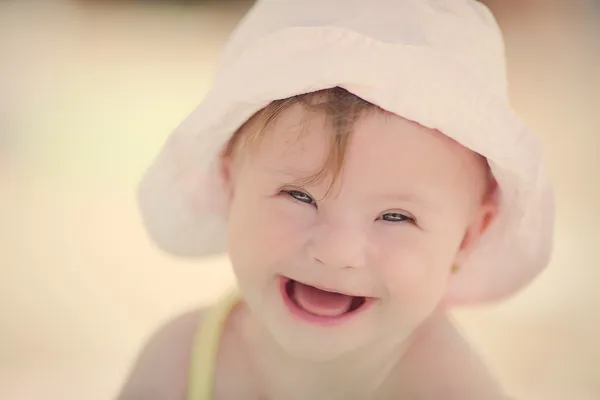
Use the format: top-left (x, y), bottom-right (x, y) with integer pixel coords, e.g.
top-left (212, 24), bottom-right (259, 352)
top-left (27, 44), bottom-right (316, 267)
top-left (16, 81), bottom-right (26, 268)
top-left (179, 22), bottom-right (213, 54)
top-left (219, 0), bottom-right (508, 97)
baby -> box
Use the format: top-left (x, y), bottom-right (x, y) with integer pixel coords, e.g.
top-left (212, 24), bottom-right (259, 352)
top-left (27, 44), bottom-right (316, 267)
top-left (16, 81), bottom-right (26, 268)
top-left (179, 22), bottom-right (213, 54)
top-left (118, 0), bottom-right (554, 399)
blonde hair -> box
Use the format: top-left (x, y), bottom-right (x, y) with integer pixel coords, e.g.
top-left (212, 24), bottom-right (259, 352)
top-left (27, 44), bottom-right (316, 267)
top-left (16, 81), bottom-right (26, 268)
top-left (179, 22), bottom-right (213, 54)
top-left (224, 87), bottom-right (382, 193)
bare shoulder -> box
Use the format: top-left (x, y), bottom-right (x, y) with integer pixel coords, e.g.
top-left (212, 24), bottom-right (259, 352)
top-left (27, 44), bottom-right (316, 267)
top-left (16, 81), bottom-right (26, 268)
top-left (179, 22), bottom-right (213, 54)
top-left (403, 313), bottom-right (512, 400)
top-left (115, 308), bottom-right (205, 400)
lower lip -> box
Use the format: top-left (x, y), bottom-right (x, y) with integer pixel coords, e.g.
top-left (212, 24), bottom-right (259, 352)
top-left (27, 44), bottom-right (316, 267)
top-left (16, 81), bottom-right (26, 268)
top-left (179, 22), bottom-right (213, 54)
top-left (279, 277), bottom-right (374, 326)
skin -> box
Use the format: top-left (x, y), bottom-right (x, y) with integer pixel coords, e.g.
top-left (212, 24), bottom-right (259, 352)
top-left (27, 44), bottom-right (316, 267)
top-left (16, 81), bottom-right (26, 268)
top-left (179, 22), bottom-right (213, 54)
top-left (118, 104), bottom-right (508, 399)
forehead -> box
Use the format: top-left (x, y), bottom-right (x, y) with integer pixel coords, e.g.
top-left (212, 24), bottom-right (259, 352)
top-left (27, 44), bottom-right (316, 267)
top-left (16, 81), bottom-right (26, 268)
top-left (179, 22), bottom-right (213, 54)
top-left (251, 103), bottom-right (484, 193)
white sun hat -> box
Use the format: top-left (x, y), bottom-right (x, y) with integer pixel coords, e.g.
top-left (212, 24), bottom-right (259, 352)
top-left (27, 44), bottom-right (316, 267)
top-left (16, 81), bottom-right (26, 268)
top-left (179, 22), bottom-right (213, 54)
top-left (137, 0), bottom-right (554, 305)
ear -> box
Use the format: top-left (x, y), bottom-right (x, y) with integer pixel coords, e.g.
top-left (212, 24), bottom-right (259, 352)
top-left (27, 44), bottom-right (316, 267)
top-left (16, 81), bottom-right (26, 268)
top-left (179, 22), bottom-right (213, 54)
top-left (453, 189), bottom-right (499, 268)
top-left (441, 183), bottom-right (498, 307)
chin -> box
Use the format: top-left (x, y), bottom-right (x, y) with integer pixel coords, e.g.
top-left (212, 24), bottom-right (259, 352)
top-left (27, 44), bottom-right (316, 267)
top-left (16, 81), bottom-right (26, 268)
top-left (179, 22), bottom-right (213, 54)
top-left (259, 306), bottom-right (379, 362)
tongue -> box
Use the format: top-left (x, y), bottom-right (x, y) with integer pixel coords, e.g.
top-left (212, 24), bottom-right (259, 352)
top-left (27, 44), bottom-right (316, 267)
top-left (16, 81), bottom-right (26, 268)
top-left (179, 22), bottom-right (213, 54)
top-left (293, 281), bottom-right (353, 317)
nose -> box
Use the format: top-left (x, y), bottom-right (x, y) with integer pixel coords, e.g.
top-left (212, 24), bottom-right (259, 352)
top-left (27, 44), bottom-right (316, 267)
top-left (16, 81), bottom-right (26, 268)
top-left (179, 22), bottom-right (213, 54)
top-left (307, 222), bottom-right (367, 269)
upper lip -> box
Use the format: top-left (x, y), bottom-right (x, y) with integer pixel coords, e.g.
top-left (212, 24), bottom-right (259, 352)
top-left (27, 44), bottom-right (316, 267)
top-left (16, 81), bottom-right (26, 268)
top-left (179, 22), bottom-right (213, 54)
top-left (284, 276), bottom-right (369, 298)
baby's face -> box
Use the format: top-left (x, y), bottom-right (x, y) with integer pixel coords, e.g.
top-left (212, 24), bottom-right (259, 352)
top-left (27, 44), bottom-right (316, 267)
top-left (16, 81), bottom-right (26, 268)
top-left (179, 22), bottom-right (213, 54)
top-left (224, 104), bottom-right (493, 360)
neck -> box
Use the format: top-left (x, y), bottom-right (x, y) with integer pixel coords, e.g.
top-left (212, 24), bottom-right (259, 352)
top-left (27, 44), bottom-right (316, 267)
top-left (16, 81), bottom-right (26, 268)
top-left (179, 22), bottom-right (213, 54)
top-left (238, 307), bottom-right (417, 400)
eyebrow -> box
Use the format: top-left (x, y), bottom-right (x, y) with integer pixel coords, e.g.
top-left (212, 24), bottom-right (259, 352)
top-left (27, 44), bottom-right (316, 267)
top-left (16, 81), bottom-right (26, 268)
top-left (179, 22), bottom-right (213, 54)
top-left (265, 167), bottom-right (318, 180)
top-left (375, 193), bottom-right (432, 210)
top-left (377, 193), bottom-right (420, 203)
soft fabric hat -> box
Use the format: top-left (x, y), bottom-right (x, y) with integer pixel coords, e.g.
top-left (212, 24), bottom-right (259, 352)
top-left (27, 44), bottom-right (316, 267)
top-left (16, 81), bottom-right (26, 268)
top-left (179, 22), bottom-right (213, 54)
top-left (138, 0), bottom-right (555, 305)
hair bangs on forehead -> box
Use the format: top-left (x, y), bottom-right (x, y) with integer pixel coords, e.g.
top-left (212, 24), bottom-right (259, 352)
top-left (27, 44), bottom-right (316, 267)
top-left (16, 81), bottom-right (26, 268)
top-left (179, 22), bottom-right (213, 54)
top-left (224, 87), bottom-right (383, 195)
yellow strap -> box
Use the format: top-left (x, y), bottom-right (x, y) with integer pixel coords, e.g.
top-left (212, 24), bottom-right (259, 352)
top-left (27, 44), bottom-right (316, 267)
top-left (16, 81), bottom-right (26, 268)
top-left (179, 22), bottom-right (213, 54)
top-left (187, 291), bottom-right (240, 400)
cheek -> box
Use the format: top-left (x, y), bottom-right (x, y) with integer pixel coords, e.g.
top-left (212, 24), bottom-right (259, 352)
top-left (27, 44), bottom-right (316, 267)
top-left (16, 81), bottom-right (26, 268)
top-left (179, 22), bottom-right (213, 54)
top-left (374, 229), bottom-right (458, 305)
top-left (227, 190), bottom-right (313, 268)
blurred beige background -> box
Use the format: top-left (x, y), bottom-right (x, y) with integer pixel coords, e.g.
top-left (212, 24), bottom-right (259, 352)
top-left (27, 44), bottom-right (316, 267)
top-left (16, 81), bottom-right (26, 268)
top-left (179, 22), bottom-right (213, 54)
top-left (1, 0), bottom-right (599, 399)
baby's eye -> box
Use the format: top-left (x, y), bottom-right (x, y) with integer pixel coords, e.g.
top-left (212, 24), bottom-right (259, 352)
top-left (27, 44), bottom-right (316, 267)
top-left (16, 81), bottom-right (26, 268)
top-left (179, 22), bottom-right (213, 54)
top-left (379, 212), bottom-right (415, 224)
top-left (282, 189), bottom-right (315, 206)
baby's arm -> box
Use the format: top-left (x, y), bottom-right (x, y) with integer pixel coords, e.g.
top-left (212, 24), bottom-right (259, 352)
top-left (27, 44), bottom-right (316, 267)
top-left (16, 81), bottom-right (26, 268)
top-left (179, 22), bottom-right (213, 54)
top-left (115, 309), bottom-right (203, 400)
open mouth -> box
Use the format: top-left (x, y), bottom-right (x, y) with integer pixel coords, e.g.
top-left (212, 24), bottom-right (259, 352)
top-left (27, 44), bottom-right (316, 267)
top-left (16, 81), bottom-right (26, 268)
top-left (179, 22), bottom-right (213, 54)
top-left (280, 277), bottom-right (371, 324)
